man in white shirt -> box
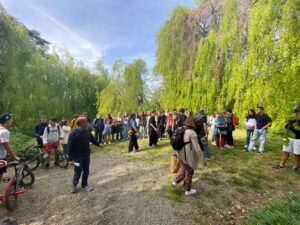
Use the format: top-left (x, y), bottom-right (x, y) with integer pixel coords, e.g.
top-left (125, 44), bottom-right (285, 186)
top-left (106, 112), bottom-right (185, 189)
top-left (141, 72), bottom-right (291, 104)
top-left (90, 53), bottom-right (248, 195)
top-left (0, 114), bottom-right (20, 181)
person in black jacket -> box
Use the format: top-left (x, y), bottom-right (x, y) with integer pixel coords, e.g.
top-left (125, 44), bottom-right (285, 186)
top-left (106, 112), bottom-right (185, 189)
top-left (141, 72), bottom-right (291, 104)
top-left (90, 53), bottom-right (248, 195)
top-left (33, 115), bottom-right (48, 149)
top-left (176, 108), bottom-right (187, 128)
top-left (92, 114), bottom-right (104, 145)
top-left (157, 111), bottom-right (167, 140)
top-left (68, 117), bottom-right (100, 193)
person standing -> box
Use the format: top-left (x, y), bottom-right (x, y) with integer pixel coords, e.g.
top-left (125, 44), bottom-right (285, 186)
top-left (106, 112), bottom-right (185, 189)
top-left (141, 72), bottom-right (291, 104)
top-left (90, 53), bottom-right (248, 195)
top-left (61, 119), bottom-right (71, 156)
top-left (93, 114), bottom-right (104, 145)
top-left (248, 106), bottom-right (272, 154)
top-left (116, 112), bottom-right (124, 140)
top-left (225, 109), bottom-right (235, 148)
top-left (123, 112), bottom-right (129, 141)
top-left (273, 109), bottom-right (300, 172)
top-left (70, 114), bottom-right (79, 130)
top-left (157, 111), bottom-right (167, 140)
top-left (128, 113), bottom-right (139, 153)
top-left (195, 109), bottom-right (213, 159)
top-left (166, 112), bottom-right (175, 140)
top-left (244, 109), bottom-right (256, 149)
top-left (43, 117), bottom-right (64, 169)
top-left (172, 117), bottom-right (205, 196)
top-left (210, 112), bottom-right (217, 145)
top-left (149, 111), bottom-right (158, 147)
top-left (176, 108), bottom-right (187, 128)
top-left (69, 117), bottom-right (100, 193)
top-left (0, 114), bottom-right (20, 181)
top-left (33, 115), bottom-right (48, 150)
top-left (215, 111), bottom-right (227, 149)
top-left (103, 114), bottom-right (113, 144)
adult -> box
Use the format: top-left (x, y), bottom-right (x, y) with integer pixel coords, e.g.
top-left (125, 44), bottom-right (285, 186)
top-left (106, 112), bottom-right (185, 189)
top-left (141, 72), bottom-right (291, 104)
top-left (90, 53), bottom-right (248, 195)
top-left (149, 111), bottom-right (158, 147)
top-left (92, 114), bottom-right (104, 145)
top-left (103, 114), bottom-right (113, 144)
top-left (195, 109), bottom-right (213, 159)
top-left (274, 109), bottom-right (300, 172)
top-left (244, 109), bottom-right (256, 149)
top-left (61, 119), bottom-right (71, 156)
top-left (166, 112), bottom-right (175, 140)
top-left (247, 106), bottom-right (272, 153)
top-left (128, 113), bottom-right (139, 153)
top-left (215, 111), bottom-right (227, 149)
top-left (210, 112), bottom-right (217, 145)
top-left (0, 114), bottom-right (20, 181)
top-left (123, 112), bottom-right (129, 141)
top-left (116, 112), bottom-right (124, 140)
top-left (69, 117), bottom-right (100, 193)
top-left (176, 108), bottom-right (187, 128)
top-left (33, 115), bottom-right (48, 150)
top-left (70, 114), bottom-right (79, 130)
top-left (139, 112), bottom-right (147, 139)
top-left (225, 109), bottom-right (235, 148)
top-left (42, 117), bottom-right (64, 169)
top-left (172, 117), bottom-right (205, 196)
top-left (157, 111), bottom-right (167, 140)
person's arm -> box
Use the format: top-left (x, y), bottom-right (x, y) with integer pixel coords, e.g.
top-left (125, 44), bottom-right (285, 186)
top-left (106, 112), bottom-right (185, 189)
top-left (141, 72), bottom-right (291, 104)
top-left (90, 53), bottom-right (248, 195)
top-left (90, 133), bottom-right (100, 146)
top-left (33, 125), bottom-right (40, 138)
top-left (203, 122), bottom-right (208, 138)
top-left (190, 132), bottom-right (205, 165)
top-left (3, 143), bottom-right (19, 160)
top-left (0, 160), bottom-right (7, 168)
top-left (262, 116), bottom-right (272, 129)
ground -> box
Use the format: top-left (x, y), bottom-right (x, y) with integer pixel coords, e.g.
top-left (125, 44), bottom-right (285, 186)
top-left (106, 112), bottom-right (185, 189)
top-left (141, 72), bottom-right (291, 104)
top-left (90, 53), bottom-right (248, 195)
top-left (1, 130), bottom-right (300, 225)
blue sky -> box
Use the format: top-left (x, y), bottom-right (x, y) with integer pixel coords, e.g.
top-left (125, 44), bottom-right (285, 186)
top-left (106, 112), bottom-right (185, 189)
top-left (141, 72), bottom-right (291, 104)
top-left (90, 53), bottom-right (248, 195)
top-left (1, 0), bottom-right (194, 71)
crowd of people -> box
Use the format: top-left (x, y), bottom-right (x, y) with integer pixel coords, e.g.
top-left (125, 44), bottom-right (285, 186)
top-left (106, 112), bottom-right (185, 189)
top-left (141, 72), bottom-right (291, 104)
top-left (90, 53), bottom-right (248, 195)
top-left (0, 105), bottom-right (299, 196)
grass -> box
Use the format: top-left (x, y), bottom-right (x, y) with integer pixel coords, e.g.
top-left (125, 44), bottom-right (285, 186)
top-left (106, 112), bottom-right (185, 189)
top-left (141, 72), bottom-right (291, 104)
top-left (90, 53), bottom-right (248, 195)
top-left (97, 129), bottom-right (300, 224)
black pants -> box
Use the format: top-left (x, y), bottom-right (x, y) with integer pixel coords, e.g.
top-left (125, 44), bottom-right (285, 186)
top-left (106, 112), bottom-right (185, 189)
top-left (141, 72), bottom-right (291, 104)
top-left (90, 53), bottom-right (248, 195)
top-left (95, 129), bottom-right (103, 144)
top-left (167, 129), bottom-right (173, 140)
top-left (117, 124), bottom-right (123, 140)
top-left (72, 156), bottom-right (90, 188)
top-left (128, 134), bottom-right (139, 152)
top-left (158, 125), bottom-right (165, 138)
top-left (149, 130), bottom-right (158, 146)
top-left (227, 130), bottom-right (234, 146)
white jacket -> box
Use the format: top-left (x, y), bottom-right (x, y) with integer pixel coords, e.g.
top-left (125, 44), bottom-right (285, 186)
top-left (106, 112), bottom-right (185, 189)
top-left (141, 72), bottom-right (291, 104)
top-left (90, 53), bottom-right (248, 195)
top-left (43, 124), bottom-right (64, 144)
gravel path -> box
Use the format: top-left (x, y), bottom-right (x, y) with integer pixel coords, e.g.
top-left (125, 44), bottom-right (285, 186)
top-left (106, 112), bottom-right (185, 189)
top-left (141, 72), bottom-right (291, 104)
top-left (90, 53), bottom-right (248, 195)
top-left (0, 151), bottom-right (194, 225)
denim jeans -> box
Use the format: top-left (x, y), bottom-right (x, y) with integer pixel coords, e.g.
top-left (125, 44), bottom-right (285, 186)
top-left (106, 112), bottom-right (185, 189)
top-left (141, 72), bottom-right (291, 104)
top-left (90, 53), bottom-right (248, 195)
top-left (248, 129), bottom-right (267, 153)
top-left (246, 129), bottom-right (254, 146)
top-left (62, 144), bottom-right (69, 156)
top-left (72, 156), bottom-right (90, 188)
top-left (123, 124), bottom-right (129, 140)
top-left (197, 135), bottom-right (212, 158)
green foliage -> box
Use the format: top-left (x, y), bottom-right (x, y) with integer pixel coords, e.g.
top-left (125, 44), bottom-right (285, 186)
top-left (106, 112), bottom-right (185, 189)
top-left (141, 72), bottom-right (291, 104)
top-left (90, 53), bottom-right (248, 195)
top-left (155, 0), bottom-right (300, 127)
top-left (245, 193), bottom-right (300, 225)
top-left (0, 5), bottom-right (101, 134)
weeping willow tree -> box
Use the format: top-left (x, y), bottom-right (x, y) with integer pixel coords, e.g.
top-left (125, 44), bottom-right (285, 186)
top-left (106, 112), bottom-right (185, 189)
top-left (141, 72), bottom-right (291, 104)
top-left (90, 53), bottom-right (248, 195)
top-left (155, 0), bottom-right (300, 128)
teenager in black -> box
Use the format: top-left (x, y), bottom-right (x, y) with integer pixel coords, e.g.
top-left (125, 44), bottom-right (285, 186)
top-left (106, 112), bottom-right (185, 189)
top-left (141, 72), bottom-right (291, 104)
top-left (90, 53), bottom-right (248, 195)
top-left (149, 111), bottom-right (158, 147)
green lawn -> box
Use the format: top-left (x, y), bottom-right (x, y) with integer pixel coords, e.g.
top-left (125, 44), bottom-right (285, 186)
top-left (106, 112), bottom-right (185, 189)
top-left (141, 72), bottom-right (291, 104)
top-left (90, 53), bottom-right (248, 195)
top-left (95, 129), bottom-right (300, 225)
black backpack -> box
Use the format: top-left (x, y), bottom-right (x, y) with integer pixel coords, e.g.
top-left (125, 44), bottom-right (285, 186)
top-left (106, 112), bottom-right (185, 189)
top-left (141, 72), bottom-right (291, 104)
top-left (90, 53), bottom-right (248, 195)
top-left (170, 127), bottom-right (190, 151)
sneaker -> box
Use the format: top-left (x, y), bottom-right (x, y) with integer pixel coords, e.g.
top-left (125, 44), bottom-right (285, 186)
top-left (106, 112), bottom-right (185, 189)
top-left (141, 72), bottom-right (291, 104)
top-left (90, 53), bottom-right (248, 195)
top-left (185, 189), bottom-right (197, 196)
top-left (212, 142), bottom-right (216, 146)
top-left (273, 165), bottom-right (285, 170)
top-left (253, 147), bottom-right (257, 150)
top-left (229, 146), bottom-right (234, 149)
top-left (224, 144), bottom-right (230, 148)
top-left (82, 186), bottom-right (93, 192)
top-left (71, 185), bottom-right (77, 194)
top-left (108, 142), bottom-right (111, 144)
top-left (244, 145), bottom-right (248, 149)
top-left (172, 181), bottom-right (177, 187)
top-left (293, 167), bottom-right (299, 173)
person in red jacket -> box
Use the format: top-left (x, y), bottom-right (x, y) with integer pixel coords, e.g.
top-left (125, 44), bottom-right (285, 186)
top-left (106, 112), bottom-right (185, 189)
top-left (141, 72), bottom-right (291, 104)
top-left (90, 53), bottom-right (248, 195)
top-left (166, 112), bottom-right (175, 139)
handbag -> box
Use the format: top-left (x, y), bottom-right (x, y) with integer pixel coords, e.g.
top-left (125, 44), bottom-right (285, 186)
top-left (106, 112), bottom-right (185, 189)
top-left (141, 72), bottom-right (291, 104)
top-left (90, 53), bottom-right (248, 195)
top-left (170, 154), bottom-right (180, 173)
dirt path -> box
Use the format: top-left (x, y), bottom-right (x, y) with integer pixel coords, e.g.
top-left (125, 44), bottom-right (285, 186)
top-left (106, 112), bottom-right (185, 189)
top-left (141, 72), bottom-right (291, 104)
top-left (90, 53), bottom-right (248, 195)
top-left (0, 150), bottom-right (194, 225)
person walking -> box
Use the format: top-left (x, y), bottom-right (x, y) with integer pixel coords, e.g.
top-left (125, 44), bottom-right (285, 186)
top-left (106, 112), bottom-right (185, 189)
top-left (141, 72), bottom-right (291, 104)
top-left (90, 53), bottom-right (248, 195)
top-left (69, 117), bottom-right (100, 193)
top-left (172, 116), bottom-right (205, 196)
top-left (128, 113), bottom-right (139, 153)
top-left (215, 111), bottom-right (227, 149)
top-left (195, 109), bottom-right (213, 159)
top-left (61, 119), bottom-right (71, 156)
top-left (247, 106), bottom-right (272, 154)
top-left (244, 109), bottom-right (256, 149)
top-left (149, 111), bottom-right (158, 147)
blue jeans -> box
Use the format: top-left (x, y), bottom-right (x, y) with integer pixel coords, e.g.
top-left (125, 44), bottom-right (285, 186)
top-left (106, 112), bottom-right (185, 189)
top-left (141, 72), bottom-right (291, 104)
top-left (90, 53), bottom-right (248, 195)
top-left (197, 135), bottom-right (212, 158)
top-left (72, 156), bottom-right (90, 188)
top-left (248, 129), bottom-right (267, 153)
top-left (123, 124), bottom-right (129, 140)
top-left (246, 129), bottom-right (254, 146)
top-left (62, 144), bottom-right (69, 156)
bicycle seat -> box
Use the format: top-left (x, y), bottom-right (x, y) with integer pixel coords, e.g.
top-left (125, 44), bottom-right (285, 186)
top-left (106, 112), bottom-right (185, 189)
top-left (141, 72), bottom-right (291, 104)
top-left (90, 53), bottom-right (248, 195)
top-left (7, 161), bottom-right (19, 167)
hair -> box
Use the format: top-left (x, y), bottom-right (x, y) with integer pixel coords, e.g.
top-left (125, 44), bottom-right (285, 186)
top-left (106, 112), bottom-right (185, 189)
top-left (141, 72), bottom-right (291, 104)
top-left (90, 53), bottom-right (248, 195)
top-left (227, 109), bottom-right (232, 113)
top-left (179, 108), bottom-right (185, 113)
top-left (76, 117), bottom-right (87, 126)
top-left (61, 119), bottom-right (68, 126)
top-left (246, 109), bottom-right (256, 119)
top-left (49, 117), bottom-right (57, 122)
top-left (293, 109), bottom-right (299, 114)
top-left (40, 115), bottom-right (47, 119)
top-left (257, 106), bottom-right (264, 111)
top-left (183, 116), bottom-right (196, 129)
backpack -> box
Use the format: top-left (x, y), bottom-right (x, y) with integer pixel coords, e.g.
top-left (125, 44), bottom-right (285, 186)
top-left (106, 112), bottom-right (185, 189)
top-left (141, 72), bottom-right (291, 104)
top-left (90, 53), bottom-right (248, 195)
top-left (232, 115), bottom-right (239, 126)
top-left (46, 125), bottom-right (62, 138)
top-left (170, 127), bottom-right (190, 151)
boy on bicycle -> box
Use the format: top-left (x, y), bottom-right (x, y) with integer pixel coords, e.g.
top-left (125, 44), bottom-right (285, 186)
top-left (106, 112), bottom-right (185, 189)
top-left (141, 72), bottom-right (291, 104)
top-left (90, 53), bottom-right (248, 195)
top-left (42, 117), bottom-right (64, 169)
top-left (0, 114), bottom-right (20, 181)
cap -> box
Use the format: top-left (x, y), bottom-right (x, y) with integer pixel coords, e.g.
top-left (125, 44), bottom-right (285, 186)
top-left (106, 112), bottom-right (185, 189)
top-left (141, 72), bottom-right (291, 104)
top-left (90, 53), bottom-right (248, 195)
top-left (0, 113), bottom-right (12, 124)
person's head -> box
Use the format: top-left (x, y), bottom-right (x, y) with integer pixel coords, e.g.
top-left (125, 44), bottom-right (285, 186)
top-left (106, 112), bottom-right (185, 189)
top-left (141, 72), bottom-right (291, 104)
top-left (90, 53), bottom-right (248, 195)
top-left (49, 117), bottom-right (57, 127)
top-left (76, 117), bottom-right (88, 129)
top-left (247, 109), bottom-right (256, 118)
top-left (293, 109), bottom-right (299, 117)
top-left (73, 114), bottom-right (79, 119)
top-left (257, 106), bottom-right (264, 114)
top-left (124, 112), bottom-right (128, 117)
top-left (40, 115), bottom-right (48, 124)
top-left (183, 116), bottom-right (196, 130)
top-left (179, 108), bottom-right (185, 114)
top-left (227, 109), bottom-right (232, 114)
top-left (130, 113), bottom-right (136, 119)
top-left (198, 108), bottom-right (205, 115)
top-left (61, 119), bottom-right (69, 126)
top-left (151, 110), bottom-right (156, 116)
top-left (0, 114), bottom-right (13, 128)
top-left (118, 112), bottom-right (122, 117)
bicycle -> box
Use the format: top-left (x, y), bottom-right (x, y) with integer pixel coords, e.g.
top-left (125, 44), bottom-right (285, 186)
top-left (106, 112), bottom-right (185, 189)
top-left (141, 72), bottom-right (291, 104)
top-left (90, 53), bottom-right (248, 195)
top-left (0, 158), bottom-right (35, 211)
top-left (22, 144), bottom-right (68, 169)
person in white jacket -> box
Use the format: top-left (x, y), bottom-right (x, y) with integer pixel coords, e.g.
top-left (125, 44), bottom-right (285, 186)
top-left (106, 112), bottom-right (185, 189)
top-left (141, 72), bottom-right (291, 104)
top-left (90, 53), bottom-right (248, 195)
top-left (244, 109), bottom-right (256, 149)
top-left (43, 117), bottom-right (64, 169)
top-left (61, 119), bottom-right (71, 156)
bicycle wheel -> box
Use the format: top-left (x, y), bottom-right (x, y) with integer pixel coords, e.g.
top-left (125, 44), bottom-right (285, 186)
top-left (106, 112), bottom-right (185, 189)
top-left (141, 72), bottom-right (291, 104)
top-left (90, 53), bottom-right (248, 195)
top-left (4, 179), bottom-right (18, 211)
top-left (24, 153), bottom-right (40, 171)
top-left (57, 152), bottom-right (68, 168)
top-left (20, 167), bottom-right (35, 187)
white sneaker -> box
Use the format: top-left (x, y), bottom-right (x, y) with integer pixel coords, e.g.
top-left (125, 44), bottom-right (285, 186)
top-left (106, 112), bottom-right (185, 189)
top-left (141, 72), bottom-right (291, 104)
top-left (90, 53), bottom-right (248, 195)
top-left (172, 181), bottom-right (177, 187)
top-left (185, 189), bottom-right (197, 196)
top-left (224, 144), bottom-right (230, 148)
top-left (212, 142), bottom-right (216, 146)
top-left (253, 147), bottom-right (257, 150)
top-left (108, 142), bottom-right (111, 144)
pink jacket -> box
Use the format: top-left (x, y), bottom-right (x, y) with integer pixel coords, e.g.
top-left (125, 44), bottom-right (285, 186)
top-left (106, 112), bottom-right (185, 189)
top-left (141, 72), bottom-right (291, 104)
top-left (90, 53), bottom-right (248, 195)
top-left (166, 114), bottom-right (174, 131)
